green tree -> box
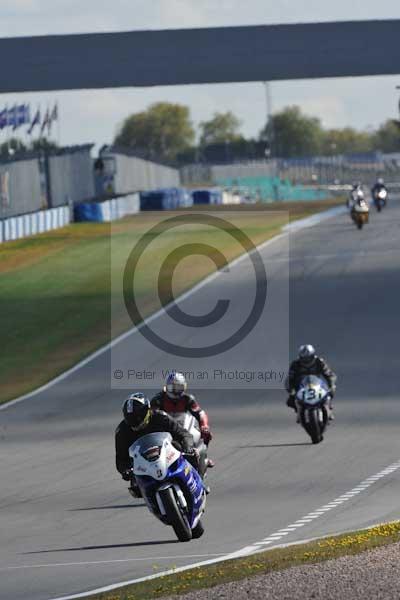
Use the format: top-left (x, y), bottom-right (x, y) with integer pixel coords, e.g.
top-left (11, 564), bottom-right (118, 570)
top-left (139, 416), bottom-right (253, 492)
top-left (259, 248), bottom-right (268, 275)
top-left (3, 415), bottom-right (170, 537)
top-left (322, 128), bottom-right (374, 155)
top-left (0, 138), bottom-right (28, 157)
top-left (199, 111), bottom-right (242, 147)
top-left (372, 120), bottom-right (400, 153)
top-left (30, 138), bottom-right (59, 152)
top-left (260, 106), bottom-right (324, 158)
top-left (115, 102), bottom-right (195, 162)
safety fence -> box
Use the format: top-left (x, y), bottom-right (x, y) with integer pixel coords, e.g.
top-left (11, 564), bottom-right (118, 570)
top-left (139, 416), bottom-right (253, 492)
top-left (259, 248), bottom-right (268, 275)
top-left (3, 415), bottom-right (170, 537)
top-left (94, 147), bottom-right (180, 197)
top-left (0, 205), bottom-right (70, 243)
top-left (181, 152), bottom-right (400, 191)
top-left (0, 144), bottom-right (180, 224)
top-left (0, 145), bottom-right (94, 220)
top-left (215, 175), bottom-right (330, 202)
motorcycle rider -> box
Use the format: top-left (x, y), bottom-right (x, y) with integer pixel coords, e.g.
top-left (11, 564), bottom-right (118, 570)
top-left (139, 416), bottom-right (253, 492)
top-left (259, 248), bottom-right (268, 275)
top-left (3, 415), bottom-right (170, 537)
top-left (371, 177), bottom-right (386, 193)
top-left (115, 392), bottom-right (198, 498)
top-left (151, 372), bottom-right (215, 468)
top-left (371, 177), bottom-right (387, 202)
top-left (285, 345), bottom-right (337, 419)
top-left (349, 182), bottom-right (364, 206)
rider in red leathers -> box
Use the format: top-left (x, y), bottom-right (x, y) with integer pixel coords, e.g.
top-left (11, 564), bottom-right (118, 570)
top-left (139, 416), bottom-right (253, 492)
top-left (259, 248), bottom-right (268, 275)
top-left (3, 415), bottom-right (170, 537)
top-left (150, 372), bottom-right (214, 467)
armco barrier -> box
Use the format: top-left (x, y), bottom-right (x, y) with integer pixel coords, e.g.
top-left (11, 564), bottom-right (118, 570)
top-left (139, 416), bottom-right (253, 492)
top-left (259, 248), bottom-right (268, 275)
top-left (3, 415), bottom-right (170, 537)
top-left (74, 193), bottom-right (140, 222)
top-left (0, 206), bottom-right (70, 243)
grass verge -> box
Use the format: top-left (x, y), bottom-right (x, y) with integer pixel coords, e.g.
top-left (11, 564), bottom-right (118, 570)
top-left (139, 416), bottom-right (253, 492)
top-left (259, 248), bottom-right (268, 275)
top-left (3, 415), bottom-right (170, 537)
top-left (89, 521), bottom-right (400, 600)
top-left (0, 199), bottom-right (342, 403)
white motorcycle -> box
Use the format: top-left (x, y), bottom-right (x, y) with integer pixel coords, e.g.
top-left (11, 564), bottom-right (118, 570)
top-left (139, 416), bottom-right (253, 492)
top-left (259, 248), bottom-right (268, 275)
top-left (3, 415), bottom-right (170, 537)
top-left (350, 191), bottom-right (369, 230)
top-left (129, 432), bottom-right (207, 542)
top-left (295, 375), bottom-right (332, 444)
top-left (169, 412), bottom-right (209, 477)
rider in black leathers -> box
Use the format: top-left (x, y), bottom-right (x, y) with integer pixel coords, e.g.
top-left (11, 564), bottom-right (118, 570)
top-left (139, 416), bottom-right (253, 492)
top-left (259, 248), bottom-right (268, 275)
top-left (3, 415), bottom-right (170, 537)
top-left (115, 393), bottom-right (197, 497)
top-left (371, 178), bottom-right (387, 204)
top-left (285, 345), bottom-right (337, 417)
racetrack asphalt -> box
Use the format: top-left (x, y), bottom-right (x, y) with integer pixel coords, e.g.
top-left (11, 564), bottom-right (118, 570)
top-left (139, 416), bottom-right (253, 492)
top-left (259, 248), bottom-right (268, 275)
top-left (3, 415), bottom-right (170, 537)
top-left (1, 201), bottom-right (400, 600)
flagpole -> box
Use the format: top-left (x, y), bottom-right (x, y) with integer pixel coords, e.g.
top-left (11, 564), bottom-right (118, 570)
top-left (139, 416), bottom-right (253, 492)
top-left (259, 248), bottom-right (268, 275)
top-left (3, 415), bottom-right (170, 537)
top-left (6, 104), bottom-right (10, 155)
top-left (24, 103), bottom-right (30, 152)
top-left (57, 101), bottom-right (61, 146)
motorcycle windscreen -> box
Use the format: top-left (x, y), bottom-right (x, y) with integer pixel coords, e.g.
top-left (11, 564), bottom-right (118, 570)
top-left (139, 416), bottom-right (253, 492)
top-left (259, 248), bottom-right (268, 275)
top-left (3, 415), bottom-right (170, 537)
top-left (129, 431), bottom-right (173, 459)
top-left (299, 375), bottom-right (329, 390)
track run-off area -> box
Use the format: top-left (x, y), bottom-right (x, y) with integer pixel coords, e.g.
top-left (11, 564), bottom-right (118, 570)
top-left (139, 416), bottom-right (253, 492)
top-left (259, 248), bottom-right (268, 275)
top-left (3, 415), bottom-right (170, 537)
top-left (1, 202), bottom-right (400, 600)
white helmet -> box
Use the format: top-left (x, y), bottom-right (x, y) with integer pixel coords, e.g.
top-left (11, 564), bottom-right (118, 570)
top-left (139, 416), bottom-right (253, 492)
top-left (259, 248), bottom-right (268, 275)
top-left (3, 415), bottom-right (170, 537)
top-left (298, 344), bottom-right (316, 367)
top-left (165, 372), bottom-right (187, 400)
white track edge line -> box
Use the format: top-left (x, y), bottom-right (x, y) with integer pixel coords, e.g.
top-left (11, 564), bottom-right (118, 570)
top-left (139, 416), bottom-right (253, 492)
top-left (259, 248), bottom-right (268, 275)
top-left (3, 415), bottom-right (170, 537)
top-left (0, 552), bottom-right (227, 572)
top-left (47, 516), bottom-right (400, 600)
top-left (47, 458), bottom-right (400, 600)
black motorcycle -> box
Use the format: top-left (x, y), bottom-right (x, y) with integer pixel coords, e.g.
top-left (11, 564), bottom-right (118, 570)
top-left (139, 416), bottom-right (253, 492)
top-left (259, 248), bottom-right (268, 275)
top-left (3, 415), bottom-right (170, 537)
top-left (295, 375), bottom-right (331, 444)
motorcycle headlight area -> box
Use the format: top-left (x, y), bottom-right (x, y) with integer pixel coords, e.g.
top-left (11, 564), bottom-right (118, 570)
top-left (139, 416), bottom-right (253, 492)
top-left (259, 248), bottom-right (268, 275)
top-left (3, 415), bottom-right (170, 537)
top-left (142, 446), bottom-right (162, 461)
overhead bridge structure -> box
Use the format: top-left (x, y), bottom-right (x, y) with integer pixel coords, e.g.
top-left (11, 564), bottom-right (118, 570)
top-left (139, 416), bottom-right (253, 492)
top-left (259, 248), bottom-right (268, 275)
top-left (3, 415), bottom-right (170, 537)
top-left (1, 19), bottom-right (400, 93)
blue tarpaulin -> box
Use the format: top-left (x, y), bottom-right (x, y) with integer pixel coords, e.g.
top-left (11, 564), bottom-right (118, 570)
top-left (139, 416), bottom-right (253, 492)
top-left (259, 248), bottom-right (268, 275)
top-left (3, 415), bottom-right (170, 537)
top-left (192, 189), bottom-right (223, 205)
top-left (74, 202), bottom-right (103, 222)
top-left (140, 188), bottom-right (193, 211)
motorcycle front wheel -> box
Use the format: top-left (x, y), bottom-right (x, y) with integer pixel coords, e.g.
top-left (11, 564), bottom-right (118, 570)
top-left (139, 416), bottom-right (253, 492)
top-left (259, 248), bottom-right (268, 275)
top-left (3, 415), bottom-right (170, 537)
top-left (192, 520), bottom-right (205, 539)
top-left (159, 487), bottom-right (192, 542)
top-left (304, 409), bottom-right (323, 444)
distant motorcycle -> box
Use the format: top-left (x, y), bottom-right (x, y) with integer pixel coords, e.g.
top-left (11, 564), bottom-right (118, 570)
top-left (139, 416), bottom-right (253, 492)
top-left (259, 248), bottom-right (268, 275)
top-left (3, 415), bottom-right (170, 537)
top-left (295, 375), bottom-right (332, 444)
top-left (373, 188), bottom-right (388, 212)
top-left (351, 194), bottom-right (369, 230)
top-left (129, 432), bottom-right (206, 542)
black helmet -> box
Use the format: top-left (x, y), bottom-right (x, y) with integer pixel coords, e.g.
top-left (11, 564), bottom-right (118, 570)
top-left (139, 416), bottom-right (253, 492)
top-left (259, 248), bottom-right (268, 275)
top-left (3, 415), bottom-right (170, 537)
top-left (123, 393), bottom-right (151, 431)
top-left (298, 344), bottom-right (316, 367)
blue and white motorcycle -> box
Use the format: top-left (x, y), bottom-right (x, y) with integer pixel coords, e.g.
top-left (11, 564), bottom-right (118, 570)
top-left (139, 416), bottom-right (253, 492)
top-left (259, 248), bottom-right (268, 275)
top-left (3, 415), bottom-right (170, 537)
top-left (129, 432), bottom-right (206, 542)
top-left (295, 375), bottom-right (332, 444)
top-left (373, 188), bottom-right (388, 212)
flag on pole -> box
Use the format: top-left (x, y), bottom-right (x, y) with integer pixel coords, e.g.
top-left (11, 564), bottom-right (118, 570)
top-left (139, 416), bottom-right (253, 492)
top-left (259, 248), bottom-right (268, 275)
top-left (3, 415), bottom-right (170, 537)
top-left (28, 107), bottom-right (41, 134)
top-left (0, 108), bottom-right (7, 130)
top-left (8, 104), bottom-right (18, 130)
top-left (51, 102), bottom-right (58, 123)
top-left (46, 102), bottom-right (58, 136)
top-left (17, 104), bottom-right (30, 126)
top-left (40, 108), bottom-right (50, 136)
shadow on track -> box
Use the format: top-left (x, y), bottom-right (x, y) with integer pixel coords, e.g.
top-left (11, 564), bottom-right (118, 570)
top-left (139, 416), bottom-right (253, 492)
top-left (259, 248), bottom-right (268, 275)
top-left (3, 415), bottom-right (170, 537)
top-left (23, 539), bottom-right (178, 555)
top-left (239, 443), bottom-right (310, 448)
top-left (69, 504), bottom-right (146, 511)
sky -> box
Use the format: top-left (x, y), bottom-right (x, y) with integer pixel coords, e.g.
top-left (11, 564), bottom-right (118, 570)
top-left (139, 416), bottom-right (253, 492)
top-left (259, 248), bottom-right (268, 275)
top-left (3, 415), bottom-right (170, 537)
top-left (1, 0), bottom-right (400, 152)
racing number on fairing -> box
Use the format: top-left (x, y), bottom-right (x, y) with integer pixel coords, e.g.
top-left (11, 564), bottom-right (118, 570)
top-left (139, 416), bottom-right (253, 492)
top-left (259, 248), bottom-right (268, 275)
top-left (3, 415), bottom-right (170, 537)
top-left (303, 388), bottom-right (317, 402)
